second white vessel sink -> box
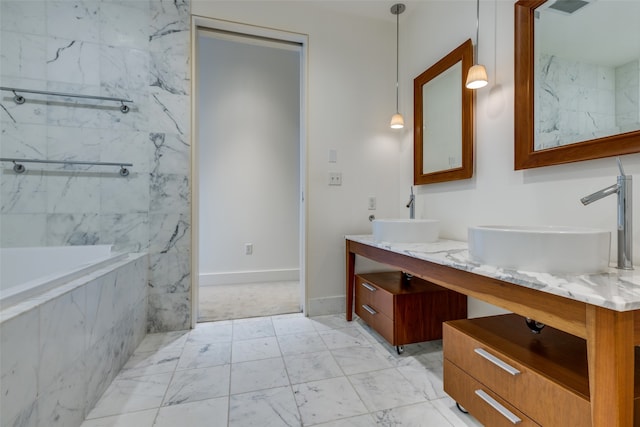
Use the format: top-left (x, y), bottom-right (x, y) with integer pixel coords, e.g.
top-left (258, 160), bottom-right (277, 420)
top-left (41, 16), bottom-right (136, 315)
top-left (468, 225), bottom-right (611, 274)
top-left (372, 219), bottom-right (439, 243)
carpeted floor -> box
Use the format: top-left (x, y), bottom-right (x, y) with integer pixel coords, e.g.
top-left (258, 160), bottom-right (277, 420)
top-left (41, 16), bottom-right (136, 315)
top-left (198, 281), bottom-right (301, 322)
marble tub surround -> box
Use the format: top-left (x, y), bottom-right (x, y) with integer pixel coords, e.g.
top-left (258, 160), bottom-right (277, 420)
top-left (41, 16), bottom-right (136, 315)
top-left (347, 235), bottom-right (640, 312)
top-left (0, 253), bottom-right (148, 427)
top-left (0, 0), bottom-right (191, 332)
top-left (80, 313), bottom-right (480, 427)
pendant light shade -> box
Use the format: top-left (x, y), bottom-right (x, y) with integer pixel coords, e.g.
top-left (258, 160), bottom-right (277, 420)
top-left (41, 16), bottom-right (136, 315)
top-left (466, 0), bottom-right (488, 89)
top-left (390, 113), bottom-right (405, 129)
top-left (466, 64), bottom-right (488, 89)
top-left (390, 3), bottom-right (405, 129)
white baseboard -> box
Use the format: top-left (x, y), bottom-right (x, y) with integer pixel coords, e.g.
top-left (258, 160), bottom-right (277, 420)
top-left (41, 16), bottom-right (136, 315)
top-left (306, 295), bottom-right (345, 317)
top-left (199, 269), bottom-right (299, 286)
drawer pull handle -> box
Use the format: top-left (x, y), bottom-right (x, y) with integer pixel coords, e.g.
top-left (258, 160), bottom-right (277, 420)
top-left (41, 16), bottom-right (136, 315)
top-left (474, 348), bottom-right (521, 376)
top-left (361, 282), bottom-right (377, 292)
top-left (362, 304), bottom-right (377, 315)
top-left (475, 389), bottom-right (522, 425)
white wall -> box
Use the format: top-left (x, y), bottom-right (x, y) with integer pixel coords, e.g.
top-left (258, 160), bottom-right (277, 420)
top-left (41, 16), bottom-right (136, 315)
top-left (402, 1), bottom-right (640, 317)
top-left (192, 1), bottom-right (404, 314)
top-left (197, 33), bottom-right (300, 285)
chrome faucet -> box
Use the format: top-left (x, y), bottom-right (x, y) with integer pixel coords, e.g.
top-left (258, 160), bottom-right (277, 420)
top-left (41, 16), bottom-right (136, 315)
top-left (580, 158), bottom-right (633, 270)
top-left (406, 186), bottom-right (415, 219)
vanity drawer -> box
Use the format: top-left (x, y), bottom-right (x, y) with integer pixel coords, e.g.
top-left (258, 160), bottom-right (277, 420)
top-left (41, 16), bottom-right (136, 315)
top-left (444, 360), bottom-right (540, 427)
top-left (444, 315), bottom-right (592, 427)
top-left (355, 274), bottom-right (394, 319)
top-left (354, 300), bottom-right (394, 344)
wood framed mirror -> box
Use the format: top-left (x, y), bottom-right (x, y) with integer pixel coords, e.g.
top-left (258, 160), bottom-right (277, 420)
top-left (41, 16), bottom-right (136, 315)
top-left (414, 39), bottom-right (474, 185)
top-left (514, 0), bottom-right (640, 170)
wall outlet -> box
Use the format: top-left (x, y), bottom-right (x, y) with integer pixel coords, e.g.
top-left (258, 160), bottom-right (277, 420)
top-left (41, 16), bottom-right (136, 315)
top-left (368, 196), bottom-right (376, 210)
top-left (245, 243), bottom-right (253, 255)
top-left (328, 172), bottom-right (342, 186)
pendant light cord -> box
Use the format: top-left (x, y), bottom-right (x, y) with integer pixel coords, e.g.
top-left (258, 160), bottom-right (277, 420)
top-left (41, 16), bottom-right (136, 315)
top-left (475, 0), bottom-right (480, 61)
top-left (395, 8), bottom-right (400, 113)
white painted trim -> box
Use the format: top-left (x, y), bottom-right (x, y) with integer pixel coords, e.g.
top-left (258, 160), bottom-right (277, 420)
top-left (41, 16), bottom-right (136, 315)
top-left (199, 269), bottom-right (300, 286)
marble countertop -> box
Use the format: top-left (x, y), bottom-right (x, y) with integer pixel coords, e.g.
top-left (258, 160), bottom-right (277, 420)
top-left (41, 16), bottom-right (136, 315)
top-left (346, 235), bottom-right (640, 312)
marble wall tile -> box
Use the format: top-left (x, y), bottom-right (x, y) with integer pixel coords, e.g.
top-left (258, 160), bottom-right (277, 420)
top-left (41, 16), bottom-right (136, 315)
top-left (99, 2), bottom-right (150, 49)
top-left (100, 130), bottom-right (151, 174)
top-left (147, 292), bottom-right (191, 333)
top-left (148, 0), bottom-right (190, 56)
top-left (46, 213), bottom-right (101, 245)
top-left (101, 174), bottom-right (150, 214)
top-left (0, 1), bottom-right (46, 35)
top-left (39, 286), bottom-right (86, 388)
top-left (148, 252), bottom-right (191, 294)
top-left (100, 213), bottom-right (149, 252)
top-left (150, 132), bottom-right (190, 175)
top-left (0, 213), bottom-right (48, 246)
top-left (1, 172), bottom-right (47, 214)
top-left (46, 1), bottom-right (100, 44)
top-left (149, 173), bottom-right (189, 214)
top-left (148, 213), bottom-right (190, 253)
top-left (100, 46), bottom-right (151, 94)
top-left (46, 37), bottom-right (101, 86)
top-left (147, 90), bottom-right (189, 135)
top-left (38, 361), bottom-right (87, 427)
top-left (150, 52), bottom-right (190, 95)
top-left (0, 31), bottom-right (48, 81)
top-left (0, 309), bottom-right (39, 427)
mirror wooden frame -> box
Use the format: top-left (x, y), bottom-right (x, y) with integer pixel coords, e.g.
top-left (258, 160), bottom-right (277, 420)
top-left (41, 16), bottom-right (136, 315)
top-left (514, 0), bottom-right (640, 170)
top-left (414, 39), bottom-right (474, 185)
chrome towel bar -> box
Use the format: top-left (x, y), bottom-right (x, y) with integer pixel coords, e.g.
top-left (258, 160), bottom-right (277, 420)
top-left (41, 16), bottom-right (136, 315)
top-left (0, 86), bottom-right (133, 113)
top-left (0, 158), bottom-right (133, 177)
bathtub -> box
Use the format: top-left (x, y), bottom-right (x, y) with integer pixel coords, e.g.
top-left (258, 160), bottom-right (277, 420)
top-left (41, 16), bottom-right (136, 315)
top-left (0, 245), bottom-right (126, 309)
top-left (0, 245), bottom-right (148, 427)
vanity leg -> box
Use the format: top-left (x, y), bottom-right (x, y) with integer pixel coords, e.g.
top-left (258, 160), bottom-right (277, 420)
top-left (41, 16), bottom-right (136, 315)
top-left (346, 243), bottom-right (355, 321)
top-left (586, 306), bottom-right (634, 427)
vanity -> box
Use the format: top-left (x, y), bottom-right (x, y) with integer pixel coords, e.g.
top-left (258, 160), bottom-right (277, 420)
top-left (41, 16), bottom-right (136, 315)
top-left (345, 235), bottom-right (640, 427)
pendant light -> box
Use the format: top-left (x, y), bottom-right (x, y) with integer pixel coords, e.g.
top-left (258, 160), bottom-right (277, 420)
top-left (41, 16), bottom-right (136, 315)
top-left (466, 0), bottom-right (488, 89)
top-left (390, 3), bottom-right (406, 129)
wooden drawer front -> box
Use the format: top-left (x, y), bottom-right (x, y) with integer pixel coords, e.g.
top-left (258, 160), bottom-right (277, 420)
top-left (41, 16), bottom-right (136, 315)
top-left (444, 322), bottom-right (591, 426)
top-left (355, 276), bottom-right (394, 319)
top-left (444, 360), bottom-right (540, 427)
top-left (354, 299), bottom-right (394, 344)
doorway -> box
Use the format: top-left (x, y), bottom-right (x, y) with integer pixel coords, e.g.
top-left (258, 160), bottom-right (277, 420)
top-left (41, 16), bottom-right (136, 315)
top-left (192, 18), bottom-right (307, 324)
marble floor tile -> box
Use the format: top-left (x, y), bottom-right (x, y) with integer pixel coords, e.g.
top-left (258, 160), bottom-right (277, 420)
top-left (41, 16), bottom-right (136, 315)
top-left (330, 345), bottom-right (394, 375)
top-left (318, 327), bottom-right (370, 350)
top-left (272, 315), bottom-right (317, 336)
top-left (187, 320), bottom-right (233, 345)
top-left (283, 350), bottom-right (343, 384)
top-left (118, 348), bottom-right (182, 379)
top-left (231, 336), bottom-right (281, 363)
top-left (135, 331), bottom-right (188, 353)
top-left (176, 341), bottom-right (231, 370)
top-left (372, 401), bottom-right (457, 426)
top-left (313, 414), bottom-right (378, 427)
top-left (86, 373), bottom-right (173, 419)
top-left (230, 357), bottom-right (289, 395)
top-left (155, 396), bottom-right (229, 427)
top-left (348, 368), bottom-right (426, 412)
top-left (232, 317), bottom-right (275, 340)
top-left (310, 314), bottom-right (358, 332)
top-left (228, 386), bottom-right (300, 427)
top-left (430, 396), bottom-right (483, 427)
top-left (163, 364), bottom-right (230, 406)
top-left (292, 377), bottom-right (368, 425)
top-left (79, 408), bottom-right (157, 427)
top-left (397, 363), bottom-right (446, 400)
top-left (277, 331), bottom-right (327, 356)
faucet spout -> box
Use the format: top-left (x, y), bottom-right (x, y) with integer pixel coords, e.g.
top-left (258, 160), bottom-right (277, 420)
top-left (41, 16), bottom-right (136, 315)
top-left (406, 186), bottom-right (415, 219)
top-left (580, 159), bottom-right (633, 270)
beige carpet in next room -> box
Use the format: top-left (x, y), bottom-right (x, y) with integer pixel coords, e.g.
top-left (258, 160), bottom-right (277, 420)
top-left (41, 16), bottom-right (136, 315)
top-left (198, 281), bottom-right (301, 322)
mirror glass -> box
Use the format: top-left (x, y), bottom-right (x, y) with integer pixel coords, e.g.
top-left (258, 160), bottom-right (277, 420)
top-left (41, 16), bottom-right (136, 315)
top-left (422, 61), bottom-right (462, 173)
top-left (514, 0), bottom-right (640, 170)
top-left (414, 39), bottom-right (473, 185)
top-left (534, 0), bottom-right (640, 150)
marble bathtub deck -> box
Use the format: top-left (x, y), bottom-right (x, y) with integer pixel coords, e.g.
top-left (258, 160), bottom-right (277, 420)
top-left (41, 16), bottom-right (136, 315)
top-left (81, 313), bottom-right (481, 427)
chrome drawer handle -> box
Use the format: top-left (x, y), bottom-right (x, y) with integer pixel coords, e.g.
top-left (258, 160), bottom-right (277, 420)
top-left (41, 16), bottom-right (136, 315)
top-left (474, 348), bottom-right (521, 376)
top-left (362, 304), bottom-right (377, 315)
top-left (361, 282), bottom-right (376, 292)
top-left (475, 389), bottom-right (522, 425)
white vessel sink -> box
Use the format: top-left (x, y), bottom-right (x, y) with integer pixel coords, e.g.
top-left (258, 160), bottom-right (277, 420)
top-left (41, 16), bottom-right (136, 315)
top-left (372, 219), bottom-right (439, 243)
top-left (468, 225), bottom-right (611, 274)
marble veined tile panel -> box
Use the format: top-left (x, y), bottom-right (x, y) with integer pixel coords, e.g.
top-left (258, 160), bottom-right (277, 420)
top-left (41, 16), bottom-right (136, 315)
top-left (46, 1), bottom-right (100, 44)
top-left (230, 357), bottom-right (289, 395)
top-left (99, 2), bottom-right (150, 49)
top-left (348, 368), bottom-right (426, 412)
top-left (228, 386), bottom-right (299, 427)
top-left (232, 336), bottom-right (282, 364)
top-left (176, 341), bottom-right (231, 370)
top-left (283, 350), bottom-right (343, 385)
top-left (0, 1), bottom-right (46, 35)
top-left (150, 132), bottom-right (190, 175)
top-left (100, 45), bottom-right (151, 94)
top-left (0, 31), bottom-right (47, 81)
top-left (148, 252), bottom-right (191, 295)
top-left (155, 397), bottom-right (228, 427)
top-left (46, 37), bottom-right (101, 86)
top-left (293, 377), bottom-right (368, 425)
top-left (331, 345), bottom-right (394, 376)
top-left (163, 364), bottom-right (230, 406)
top-left (277, 331), bottom-right (328, 356)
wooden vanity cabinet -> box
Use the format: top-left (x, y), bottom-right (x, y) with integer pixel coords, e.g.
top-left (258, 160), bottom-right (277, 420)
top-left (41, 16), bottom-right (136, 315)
top-left (443, 314), bottom-right (640, 426)
top-left (354, 271), bottom-right (467, 347)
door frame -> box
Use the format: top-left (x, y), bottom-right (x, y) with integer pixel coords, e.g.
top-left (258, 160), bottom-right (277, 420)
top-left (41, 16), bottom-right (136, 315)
top-left (190, 16), bottom-right (308, 328)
